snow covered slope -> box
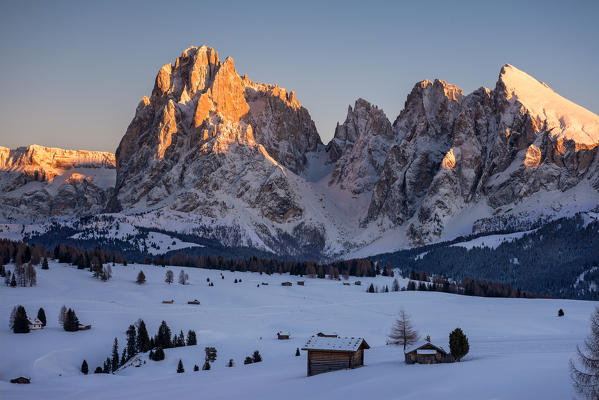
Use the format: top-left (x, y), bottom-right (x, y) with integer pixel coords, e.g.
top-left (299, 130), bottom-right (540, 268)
top-left (1, 262), bottom-right (596, 399)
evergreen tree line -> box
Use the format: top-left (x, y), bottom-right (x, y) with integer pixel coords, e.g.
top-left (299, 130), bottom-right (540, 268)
top-left (372, 214), bottom-right (599, 299)
top-left (0, 239), bottom-right (47, 267)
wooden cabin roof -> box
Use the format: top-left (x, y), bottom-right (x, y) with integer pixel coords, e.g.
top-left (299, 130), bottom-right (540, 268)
top-left (302, 335), bottom-right (370, 352)
top-left (405, 341), bottom-right (447, 355)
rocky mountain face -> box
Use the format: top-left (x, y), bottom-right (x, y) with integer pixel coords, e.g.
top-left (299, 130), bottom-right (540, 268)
top-left (364, 65), bottom-right (599, 244)
top-left (0, 145), bottom-right (115, 221)
top-left (2, 47), bottom-right (598, 257)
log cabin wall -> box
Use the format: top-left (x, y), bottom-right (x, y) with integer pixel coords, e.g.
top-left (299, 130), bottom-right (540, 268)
top-left (307, 350), bottom-right (352, 376)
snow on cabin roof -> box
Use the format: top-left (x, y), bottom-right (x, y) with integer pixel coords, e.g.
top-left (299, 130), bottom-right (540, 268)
top-left (405, 342), bottom-right (447, 354)
top-left (417, 349), bottom-right (438, 355)
top-left (302, 335), bottom-right (369, 352)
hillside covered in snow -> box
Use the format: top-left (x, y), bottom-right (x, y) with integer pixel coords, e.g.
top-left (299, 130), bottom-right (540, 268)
top-left (1, 261), bottom-right (597, 399)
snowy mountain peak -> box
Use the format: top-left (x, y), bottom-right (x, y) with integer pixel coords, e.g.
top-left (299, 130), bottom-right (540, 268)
top-left (497, 64), bottom-right (599, 147)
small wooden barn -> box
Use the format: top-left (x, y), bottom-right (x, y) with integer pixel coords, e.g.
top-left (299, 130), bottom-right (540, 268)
top-left (281, 282), bottom-right (293, 286)
top-left (354, 281), bottom-right (361, 286)
top-left (302, 335), bottom-right (370, 376)
top-left (277, 332), bottom-right (290, 340)
top-left (404, 341), bottom-right (454, 364)
top-left (10, 376), bottom-right (30, 384)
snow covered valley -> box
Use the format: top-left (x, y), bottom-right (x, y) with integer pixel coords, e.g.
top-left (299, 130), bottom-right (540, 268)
top-left (1, 261), bottom-right (597, 400)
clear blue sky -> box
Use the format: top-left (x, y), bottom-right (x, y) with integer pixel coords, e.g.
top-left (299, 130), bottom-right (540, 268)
top-left (1, 0), bottom-right (597, 152)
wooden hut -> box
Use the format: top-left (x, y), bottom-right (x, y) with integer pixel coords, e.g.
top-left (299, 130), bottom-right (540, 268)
top-left (187, 299), bottom-right (201, 305)
top-left (281, 282), bottom-right (292, 286)
top-left (27, 318), bottom-right (43, 330)
top-left (277, 332), bottom-right (290, 340)
top-left (302, 335), bottom-right (370, 376)
top-left (404, 341), bottom-right (454, 364)
top-left (10, 376), bottom-right (30, 384)
top-left (297, 281), bottom-right (305, 286)
top-left (354, 281), bottom-right (361, 286)
top-left (342, 282), bottom-right (351, 286)
top-left (78, 324), bottom-right (92, 330)
top-left (261, 282), bottom-right (269, 285)
top-left (162, 299), bottom-right (174, 304)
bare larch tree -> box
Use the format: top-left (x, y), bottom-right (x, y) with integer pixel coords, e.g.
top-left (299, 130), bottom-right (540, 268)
top-left (570, 306), bottom-right (599, 399)
top-left (388, 308), bottom-right (420, 351)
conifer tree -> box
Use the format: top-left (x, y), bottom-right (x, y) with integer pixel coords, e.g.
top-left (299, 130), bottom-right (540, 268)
top-left (202, 360), bottom-right (210, 370)
top-left (558, 308), bottom-right (565, 317)
top-left (392, 278), bottom-right (400, 292)
top-left (81, 360), bottom-right (88, 375)
top-left (295, 348), bottom-right (300, 356)
top-left (12, 305), bottom-right (30, 333)
top-left (103, 358), bottom-right (110, 373)
top-left (10, 273), bottom-right (16, 287)
top-left (186, 330), bottom-right (197, 346)
top-left (136, 270), bottom-right (146, 284)
top-left (193, 364), bottom-right (199, 371)
top-left (126, 324), bottom-right (137, 359)
top-left (63, 308), bottom-right (80, 332)
top-left (388, 308), bottom-right (420, 351)
top-left (42, 257), bottom-right (49, 270)
top-left (156, 321), bottom-right (172, 348)
top-left (154, 347), bottom-right (165, 361)
top-left (244, 357), bottom-right (253, 365)
top-left (111, 337), bottom-right (119, 373)
top-left (94, 366), bottom-right (102, 374)
top-left (120, 348), bottom-right (127, 367)
top-left (449, 328), bottom-right (469, 361)
top-left (205, 347), bottom-right (217, 363)
top-left (37, 307), bottom-right (46, 327)
top-left (177, 330), bottom-right (185, 347)
top-left (227, 359), bottom-right (234, 367)
top-left (570, 306), bottom-right (599, 399)
top-left (252, 350), bottom-right (262, 363)
top-left (136, 320), bottom-right (150, 353)
top-left (177, 359), bottom-right (184, 373)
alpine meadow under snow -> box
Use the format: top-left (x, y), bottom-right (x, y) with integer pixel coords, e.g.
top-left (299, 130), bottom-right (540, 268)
top-left (1, 261), bottom-right (597, 400)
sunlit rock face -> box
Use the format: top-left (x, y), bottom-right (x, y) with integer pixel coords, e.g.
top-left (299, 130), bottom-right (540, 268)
top-left (0, 145), bottom-right (115, 221)
top-left (109, 46), bottom-right (327, 255)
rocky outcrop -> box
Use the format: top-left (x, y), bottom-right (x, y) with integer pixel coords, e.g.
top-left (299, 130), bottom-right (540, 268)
top-left (327, 99), bottom-right (394, 194)
top-left (364, 65), bottom-right (599, 245)
top-left (0, 145), bottom-right (115, 221)
top-left (109, 46), bottom-right (326, 255)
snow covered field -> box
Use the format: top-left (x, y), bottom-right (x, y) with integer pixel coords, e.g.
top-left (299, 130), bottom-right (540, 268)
top-left (1, 261), bottom-right (596, 400)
